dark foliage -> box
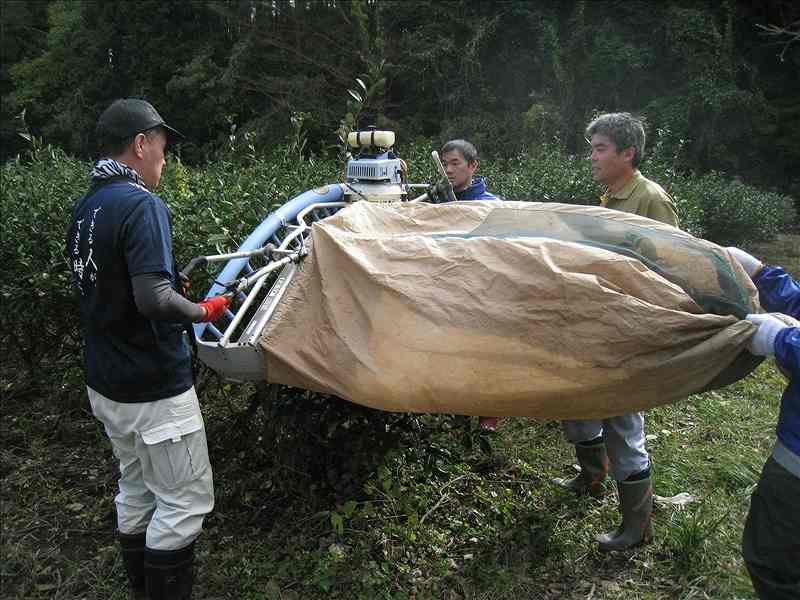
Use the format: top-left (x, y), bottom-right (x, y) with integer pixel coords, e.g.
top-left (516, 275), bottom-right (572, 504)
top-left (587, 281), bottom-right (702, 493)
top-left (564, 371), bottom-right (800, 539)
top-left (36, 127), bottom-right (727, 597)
top-left (2, 0), bottom-right (799, 196)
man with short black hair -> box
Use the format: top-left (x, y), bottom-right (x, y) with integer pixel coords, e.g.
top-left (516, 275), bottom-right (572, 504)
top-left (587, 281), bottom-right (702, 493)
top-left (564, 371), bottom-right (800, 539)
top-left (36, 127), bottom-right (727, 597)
top-left (67, 98), bottom-right (229, 599)
top-left (428, 138), bottom-right (499, 203)
top-left (553, 112), bottom-right (679, 551)
top-left (427, 139), bottom-right (500, 432)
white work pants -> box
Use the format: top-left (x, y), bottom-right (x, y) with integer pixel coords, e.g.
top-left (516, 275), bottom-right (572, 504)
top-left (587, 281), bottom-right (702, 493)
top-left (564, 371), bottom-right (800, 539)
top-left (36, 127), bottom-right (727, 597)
top-left (562, 412), bottom-right (649, 481)
top-left (89, 386), bottom-right (214, 550)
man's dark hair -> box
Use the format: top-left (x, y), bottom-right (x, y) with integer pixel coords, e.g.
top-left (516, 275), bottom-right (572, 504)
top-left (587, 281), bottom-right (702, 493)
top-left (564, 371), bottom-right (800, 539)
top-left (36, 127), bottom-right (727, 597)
top-left (99, 127), bottom-right (162, 158)
top-left (585, 113), bottom-right (646, 168)
top-left (441, 139), bottom-right (479, 164)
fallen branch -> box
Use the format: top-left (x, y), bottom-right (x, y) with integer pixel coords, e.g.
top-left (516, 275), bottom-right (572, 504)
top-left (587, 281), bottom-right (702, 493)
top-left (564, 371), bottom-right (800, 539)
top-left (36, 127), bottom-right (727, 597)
top-left (420, 474), bottom-right (468, 524)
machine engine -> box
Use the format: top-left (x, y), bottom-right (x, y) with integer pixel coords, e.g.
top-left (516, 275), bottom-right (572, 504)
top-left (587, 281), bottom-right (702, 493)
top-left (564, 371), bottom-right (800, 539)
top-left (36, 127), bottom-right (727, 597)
top-left (343, 130), bottom-right (407, 203)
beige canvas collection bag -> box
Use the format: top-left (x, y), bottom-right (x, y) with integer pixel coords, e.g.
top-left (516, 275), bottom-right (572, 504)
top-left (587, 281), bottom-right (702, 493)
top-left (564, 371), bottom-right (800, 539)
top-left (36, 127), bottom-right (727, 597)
top-left (260, 201), bottom-right (760, 419)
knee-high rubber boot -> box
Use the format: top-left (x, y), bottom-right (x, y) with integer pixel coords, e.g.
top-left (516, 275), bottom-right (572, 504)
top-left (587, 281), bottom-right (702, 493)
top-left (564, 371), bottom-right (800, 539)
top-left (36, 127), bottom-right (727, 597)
top-left (117, 531), bottom-right (148, 600)
top-left (552, 443), bottom-right (609, 498)
top-left (597, 477), bottom-right (654, 551)
top-left (145, 542), bottom-right (195, 600)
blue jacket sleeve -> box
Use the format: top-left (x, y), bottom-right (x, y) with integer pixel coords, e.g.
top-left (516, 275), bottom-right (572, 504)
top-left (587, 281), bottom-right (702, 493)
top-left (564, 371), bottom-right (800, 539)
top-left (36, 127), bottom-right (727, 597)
top-left (775, 328), bottom-right (799, 379)
top-left (754, 265), bottom-right (800, 319)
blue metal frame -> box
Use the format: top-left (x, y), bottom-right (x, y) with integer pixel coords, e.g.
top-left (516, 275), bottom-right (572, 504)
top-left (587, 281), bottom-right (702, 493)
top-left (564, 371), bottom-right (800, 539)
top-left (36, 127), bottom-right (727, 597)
top-left (193, 184), bottom-right (346, 339)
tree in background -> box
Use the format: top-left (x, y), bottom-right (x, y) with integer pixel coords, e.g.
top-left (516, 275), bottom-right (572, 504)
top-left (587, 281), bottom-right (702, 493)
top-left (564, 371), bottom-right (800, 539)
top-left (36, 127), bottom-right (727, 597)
top-left (0, 0), bottom-right (49, 157)
top-left (2, 0), bottom-right (798, 194)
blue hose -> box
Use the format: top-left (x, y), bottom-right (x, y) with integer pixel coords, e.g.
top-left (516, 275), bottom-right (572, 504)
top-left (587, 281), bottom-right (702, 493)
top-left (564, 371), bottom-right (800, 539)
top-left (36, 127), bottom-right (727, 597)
top-left (193, 184), bottom-right (345, 338)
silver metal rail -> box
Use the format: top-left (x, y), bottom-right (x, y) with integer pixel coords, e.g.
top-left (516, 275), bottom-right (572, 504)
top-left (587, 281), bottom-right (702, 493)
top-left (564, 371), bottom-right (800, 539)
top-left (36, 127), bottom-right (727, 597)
top-left (209, 201), bottom-right (349, 349)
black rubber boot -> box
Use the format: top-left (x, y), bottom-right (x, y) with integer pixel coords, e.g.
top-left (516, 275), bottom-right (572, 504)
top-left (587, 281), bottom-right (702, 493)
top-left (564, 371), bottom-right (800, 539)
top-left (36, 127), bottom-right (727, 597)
top-left (118, 530), bottom-right (148, 600)
top-left (596, 477), bottom-right (654, 551)
top-left (145, 542), bottom-right (195, 600)
top-left (552, 442), bottom-right (609, 498)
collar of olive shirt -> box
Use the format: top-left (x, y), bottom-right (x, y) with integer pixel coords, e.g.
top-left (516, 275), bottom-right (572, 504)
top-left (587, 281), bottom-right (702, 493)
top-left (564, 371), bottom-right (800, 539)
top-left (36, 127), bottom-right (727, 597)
top-left (600, 170), bottom-right (643, 206)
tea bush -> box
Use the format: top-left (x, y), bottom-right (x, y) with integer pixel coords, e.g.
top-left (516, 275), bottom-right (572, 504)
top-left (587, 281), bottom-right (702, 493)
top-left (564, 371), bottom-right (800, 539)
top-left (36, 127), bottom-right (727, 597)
top-left (670, 173), bottom-right (795, 245)
top-left (1, 141), bottom-right (795, 389)
top-left (0, 144), bottom-right (88, 384)
top-left (404, 140), bottom-right (795, 242)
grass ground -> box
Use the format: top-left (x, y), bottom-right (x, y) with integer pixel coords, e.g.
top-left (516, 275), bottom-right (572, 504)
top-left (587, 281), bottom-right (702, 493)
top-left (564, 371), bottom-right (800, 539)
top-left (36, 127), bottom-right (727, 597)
top-left (1, 234), bottom-right (797, 600)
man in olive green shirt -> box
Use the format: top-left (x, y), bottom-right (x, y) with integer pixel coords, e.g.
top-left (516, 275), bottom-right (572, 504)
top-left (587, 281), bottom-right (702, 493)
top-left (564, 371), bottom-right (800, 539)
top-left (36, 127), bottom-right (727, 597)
top-left (599, 169), bottom-right (678, 226)
top-left (554, 112), bottom-right (678, 551)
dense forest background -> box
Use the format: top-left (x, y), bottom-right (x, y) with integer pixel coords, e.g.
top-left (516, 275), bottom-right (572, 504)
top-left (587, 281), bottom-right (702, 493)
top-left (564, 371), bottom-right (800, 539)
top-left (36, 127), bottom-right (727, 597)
top-left (2, 0), bottom-right (799, 196)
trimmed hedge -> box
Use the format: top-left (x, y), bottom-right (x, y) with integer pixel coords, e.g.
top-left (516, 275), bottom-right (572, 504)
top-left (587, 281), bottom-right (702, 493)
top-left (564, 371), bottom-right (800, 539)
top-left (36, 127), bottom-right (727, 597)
top-left (669, 174), bottom-right (794, 246)
top-left (1, 146), bottom-right (88, 382)
top-left (402, 141), bottom-right (795, 244)
top-left (1, 142), bottom-right (795, 383)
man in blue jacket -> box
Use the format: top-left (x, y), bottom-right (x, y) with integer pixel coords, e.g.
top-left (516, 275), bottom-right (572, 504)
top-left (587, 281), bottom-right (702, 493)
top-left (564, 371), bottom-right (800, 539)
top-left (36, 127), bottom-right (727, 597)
top-left (728, 247), bottom-right (799, 600)
top-left (427, 139), bottom-right (500, 432)
top-left (427, 139), bottom-right (499, 203)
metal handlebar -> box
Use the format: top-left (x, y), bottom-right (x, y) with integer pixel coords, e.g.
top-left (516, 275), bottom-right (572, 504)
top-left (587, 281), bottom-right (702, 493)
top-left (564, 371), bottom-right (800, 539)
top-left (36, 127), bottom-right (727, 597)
top-left (180, 245), bottom-right (276, 282)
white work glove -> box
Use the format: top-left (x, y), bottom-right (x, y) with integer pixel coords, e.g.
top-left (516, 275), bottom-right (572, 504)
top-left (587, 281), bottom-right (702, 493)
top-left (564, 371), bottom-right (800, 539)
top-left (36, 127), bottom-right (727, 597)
top-left (727, 247), bottom-right (763, 278)
top-left (745, 313), bottom-right (789, 356)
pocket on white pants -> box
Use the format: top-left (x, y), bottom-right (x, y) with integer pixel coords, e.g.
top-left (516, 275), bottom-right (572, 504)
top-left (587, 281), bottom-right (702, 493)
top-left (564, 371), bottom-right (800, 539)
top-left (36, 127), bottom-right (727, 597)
top-left (141, 415), bottom-right (207, 490)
